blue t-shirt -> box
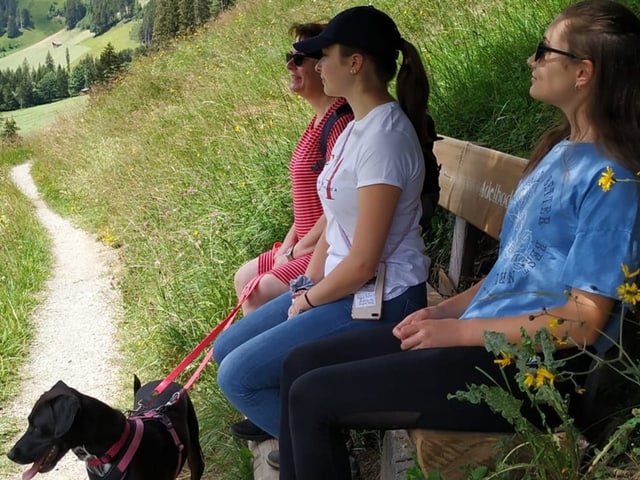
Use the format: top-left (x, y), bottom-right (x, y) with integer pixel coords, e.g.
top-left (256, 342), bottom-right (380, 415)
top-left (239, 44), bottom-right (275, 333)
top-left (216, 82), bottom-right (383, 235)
top-left (461, 140), bottom-right (640, 352)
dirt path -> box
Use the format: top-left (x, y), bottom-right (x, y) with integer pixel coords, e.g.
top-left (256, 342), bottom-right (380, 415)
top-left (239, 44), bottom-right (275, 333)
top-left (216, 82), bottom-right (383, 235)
top-left (3, 162), bottom-right (124, 479)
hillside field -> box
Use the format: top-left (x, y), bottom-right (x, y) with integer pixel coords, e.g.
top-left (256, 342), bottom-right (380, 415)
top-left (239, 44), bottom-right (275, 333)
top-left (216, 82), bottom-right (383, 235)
top-left (2, 95), bottom-right (89, 137)
top-left (0, 21), bottom-right (141, 71)
top-left (0, 0), bottom-right (66, 55)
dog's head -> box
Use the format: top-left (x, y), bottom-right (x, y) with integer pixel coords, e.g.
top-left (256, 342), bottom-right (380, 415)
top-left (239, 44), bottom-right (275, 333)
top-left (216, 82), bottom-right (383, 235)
top-left (7, 381), bottom-right (81, 480)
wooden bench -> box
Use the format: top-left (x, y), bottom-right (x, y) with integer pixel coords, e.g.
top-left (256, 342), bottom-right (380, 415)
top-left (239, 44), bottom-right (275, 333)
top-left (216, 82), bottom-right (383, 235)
top-left (249, 136), bottom-right (528, 480)
top-left (386, 136), bottom-right (528, 480)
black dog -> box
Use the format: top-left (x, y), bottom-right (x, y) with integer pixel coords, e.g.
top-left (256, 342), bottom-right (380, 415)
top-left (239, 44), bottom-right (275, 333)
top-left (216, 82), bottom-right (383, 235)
top-left (7, 378), bottom-right (204, 480)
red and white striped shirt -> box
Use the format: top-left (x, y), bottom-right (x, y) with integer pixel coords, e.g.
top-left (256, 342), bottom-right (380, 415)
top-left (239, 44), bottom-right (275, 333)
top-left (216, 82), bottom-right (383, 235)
top-left (290, 97), bottom-right (352, 240)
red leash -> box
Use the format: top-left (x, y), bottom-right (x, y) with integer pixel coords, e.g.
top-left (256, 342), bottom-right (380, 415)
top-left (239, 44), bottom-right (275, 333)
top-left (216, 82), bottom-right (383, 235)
top-left (152, 273), bottom-right (264, 398)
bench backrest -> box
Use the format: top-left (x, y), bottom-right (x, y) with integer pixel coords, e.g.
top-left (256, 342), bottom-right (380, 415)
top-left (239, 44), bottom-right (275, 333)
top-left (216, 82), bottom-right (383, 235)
top-left (433, 136), bottom-right (527, 289)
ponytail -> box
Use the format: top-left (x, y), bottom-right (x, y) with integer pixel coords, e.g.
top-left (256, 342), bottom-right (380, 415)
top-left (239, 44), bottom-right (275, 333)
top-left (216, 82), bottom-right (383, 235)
top-left (397, 40), bottom-right (436, 150)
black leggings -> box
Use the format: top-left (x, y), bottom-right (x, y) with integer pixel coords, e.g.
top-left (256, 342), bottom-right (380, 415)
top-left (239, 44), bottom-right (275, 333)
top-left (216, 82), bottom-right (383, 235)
top-left (278, 323), bottom-right (592, 480)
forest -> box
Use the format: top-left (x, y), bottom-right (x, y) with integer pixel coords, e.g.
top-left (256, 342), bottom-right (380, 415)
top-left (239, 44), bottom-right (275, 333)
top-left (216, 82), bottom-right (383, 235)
top-left (0, 0), bottom-right (236, 112)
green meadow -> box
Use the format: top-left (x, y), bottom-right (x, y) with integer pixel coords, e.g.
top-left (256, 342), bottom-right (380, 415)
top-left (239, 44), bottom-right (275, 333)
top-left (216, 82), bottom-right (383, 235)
top-left (2, 0), bottom-right (640, 478)
top-left (0, 0), bottom-right (66, 55)
top-left (0, 20), bottom-right (141, 71)
top-left (2, 95), bottom-right (89, 137)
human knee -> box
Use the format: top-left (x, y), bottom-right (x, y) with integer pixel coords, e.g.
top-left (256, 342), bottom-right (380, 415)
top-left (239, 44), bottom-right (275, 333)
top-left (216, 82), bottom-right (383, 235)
top-left (234, 259), bottom-right (258, 295)
top-left (212, 328), bottom-right (234, 365)
top-left (288, 372), bottom-right (326, 416)
top-left (216, 354), bottom-right (245, 401)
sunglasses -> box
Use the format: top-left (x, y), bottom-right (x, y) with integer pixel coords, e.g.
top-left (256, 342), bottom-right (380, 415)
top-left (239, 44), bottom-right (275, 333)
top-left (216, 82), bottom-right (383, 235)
top-left (534, 41), bottom-right (580, 62)
top-left (285, 51), bottom-right (322, 67)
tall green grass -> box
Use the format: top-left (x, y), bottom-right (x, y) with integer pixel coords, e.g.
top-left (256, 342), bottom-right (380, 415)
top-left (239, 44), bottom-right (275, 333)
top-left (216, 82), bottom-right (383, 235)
top-left (17, 0), bottom-right (640, 477)
top-left (0, 147), bottom-right (50, 404)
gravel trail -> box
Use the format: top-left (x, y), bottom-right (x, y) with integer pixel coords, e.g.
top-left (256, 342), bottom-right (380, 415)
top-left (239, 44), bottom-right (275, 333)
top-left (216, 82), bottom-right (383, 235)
top-left (3, 162), bottom-right (124, 480)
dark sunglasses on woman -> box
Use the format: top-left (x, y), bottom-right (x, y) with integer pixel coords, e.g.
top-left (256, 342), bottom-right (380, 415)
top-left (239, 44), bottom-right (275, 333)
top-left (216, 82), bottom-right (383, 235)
top-left (534, 41), bottom-right (580, 62)
top-left (285, 50), bottom-right (322, 66)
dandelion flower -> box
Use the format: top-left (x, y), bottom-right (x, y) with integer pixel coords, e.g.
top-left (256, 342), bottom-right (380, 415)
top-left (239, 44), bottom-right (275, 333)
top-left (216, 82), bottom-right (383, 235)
top-left (523, 372), bottom-right (536, 389)
top-left (493, 351), bottom-right (514, 368)
top-left (548, 317), bottom-right (559, 329)
top-left (598, 166), bottom-right (616, 192)
top-left (617, 282), bottom-right (640, 305)
top-left (535, 367), bottom-right (555, 387)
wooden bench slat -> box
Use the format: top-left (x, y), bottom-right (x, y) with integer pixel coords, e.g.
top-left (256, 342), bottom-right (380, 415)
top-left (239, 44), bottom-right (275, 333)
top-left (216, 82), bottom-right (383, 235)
top-left (410, 430), bottom-right (516, 480)
top-left (435, 136), bottom-right (527, 241)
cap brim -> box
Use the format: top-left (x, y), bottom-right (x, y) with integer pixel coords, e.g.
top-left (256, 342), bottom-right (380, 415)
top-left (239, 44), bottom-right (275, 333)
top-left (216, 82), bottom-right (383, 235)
top-left (293, 32), bottom-right (335, 54)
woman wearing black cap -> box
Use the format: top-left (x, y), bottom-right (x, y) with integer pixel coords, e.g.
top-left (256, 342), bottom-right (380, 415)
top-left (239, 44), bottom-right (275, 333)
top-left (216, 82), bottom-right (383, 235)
top-left (279, 1), bottom-right (640, 478)
top-left (213, 4), bottom-right (437, 467)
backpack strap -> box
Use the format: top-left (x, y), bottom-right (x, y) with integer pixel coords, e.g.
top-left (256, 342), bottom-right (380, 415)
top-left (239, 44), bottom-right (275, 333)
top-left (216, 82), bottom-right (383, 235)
top-left (312, 102), bottom-right (353, 173)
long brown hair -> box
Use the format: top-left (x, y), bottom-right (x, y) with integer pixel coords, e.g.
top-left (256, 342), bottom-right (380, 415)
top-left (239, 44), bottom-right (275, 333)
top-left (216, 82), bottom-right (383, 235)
top-left (527, 0), bottom-right (640, 174)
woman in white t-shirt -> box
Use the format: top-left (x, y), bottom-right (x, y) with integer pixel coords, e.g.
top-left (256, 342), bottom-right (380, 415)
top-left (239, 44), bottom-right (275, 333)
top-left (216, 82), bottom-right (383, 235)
top-left (213, 5), bottom-right (438, 454)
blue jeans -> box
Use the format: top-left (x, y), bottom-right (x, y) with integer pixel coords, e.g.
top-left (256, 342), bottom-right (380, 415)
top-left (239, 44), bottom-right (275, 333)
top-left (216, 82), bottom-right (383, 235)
top-left (213, 283), bottom-right (426, 438)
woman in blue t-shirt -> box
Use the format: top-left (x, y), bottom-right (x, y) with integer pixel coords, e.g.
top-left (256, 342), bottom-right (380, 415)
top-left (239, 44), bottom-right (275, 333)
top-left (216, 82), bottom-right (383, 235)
top-left (277, 1), bottom-right (640, 479)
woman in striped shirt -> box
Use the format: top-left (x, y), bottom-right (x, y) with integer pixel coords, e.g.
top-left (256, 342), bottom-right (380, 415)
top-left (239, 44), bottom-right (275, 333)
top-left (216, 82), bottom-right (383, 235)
top-left (233, 22), bottom-right (353, 315)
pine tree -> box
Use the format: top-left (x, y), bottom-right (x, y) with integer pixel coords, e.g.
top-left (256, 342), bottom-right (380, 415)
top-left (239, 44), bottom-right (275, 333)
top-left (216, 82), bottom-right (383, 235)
top-left (139, 0), bottom-right (155, 44)
top-left (97, 42), bottom-right (119, 81)
top-left (20, 8), bottom-right (32, 28)
top-left (178, 0), bottom-right (195, 34)
top-left (7, 14), bottom-right (18, 38)
top-left (45, 51), bottom-right (55, 72)
top-left (152, 0), bottom-right (178, 42)
top-left (1, 117), bottom-right (19, 142)
top-left (55, 65), bottom-right (69, 99)
top-left (194, 0), bottom-right (211, 26)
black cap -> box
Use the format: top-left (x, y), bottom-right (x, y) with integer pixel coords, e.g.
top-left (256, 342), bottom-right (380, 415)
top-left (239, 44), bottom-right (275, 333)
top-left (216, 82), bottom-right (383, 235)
top-left (293, 6), bottom-right (402, 58)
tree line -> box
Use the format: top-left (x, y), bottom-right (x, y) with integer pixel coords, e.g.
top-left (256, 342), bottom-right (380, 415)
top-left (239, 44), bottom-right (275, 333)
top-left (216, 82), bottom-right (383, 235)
top-left (0, 43), bottom-right (131, 111)
top-left (0, 0), bottom-right (32, 38)
top-left (0, 0), bottom-right (237, 112)
top-left (61, 0), bottom-right (234, 42)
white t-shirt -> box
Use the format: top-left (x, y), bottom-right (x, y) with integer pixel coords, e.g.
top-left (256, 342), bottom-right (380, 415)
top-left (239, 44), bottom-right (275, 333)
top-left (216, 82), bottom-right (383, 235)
top-left (317, 101), bottom-right (430, 300)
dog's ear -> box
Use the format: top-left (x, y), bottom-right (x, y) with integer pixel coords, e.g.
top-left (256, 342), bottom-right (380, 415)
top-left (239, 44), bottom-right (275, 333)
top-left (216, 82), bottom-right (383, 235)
top-left (133, 375), bottom-right (141, 393)
top-left (48, 394), bottom-right (81, 439)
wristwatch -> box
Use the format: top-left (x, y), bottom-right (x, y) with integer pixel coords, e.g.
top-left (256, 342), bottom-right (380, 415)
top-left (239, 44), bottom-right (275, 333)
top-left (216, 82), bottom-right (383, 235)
top-left (284, 246), bottom-right (295, 261)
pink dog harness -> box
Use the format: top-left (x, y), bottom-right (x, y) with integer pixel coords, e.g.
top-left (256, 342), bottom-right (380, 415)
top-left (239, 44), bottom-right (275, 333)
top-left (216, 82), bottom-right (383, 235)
top-left (75, 411), bottom-right (184, 480)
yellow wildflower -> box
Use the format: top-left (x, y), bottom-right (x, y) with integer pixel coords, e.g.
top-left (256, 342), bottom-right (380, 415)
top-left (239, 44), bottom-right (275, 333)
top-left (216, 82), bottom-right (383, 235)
top-left (598, 166), bottom-right (616, 192)
top-left (523, 372), bottom-right (536, 388)
top-left (234, 125), bottom-right (241, 132)
top-left (493, 351), bottom-right (514, 368)
top-left (548, 317), bottom-right (559, 329)
top-left (622, 264), bottom-right (640, 279)
top-left (535, 367), bottom-right (555, 387)
top-left (617, 282), bottom-right (640, 305)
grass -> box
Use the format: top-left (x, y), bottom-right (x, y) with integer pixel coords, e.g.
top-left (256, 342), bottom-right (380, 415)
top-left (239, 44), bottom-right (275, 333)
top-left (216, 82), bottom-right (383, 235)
top-left (0, 20), bottom-right (141, 72)
top-left (2, 0), bottom-right (640, 478)
top-left (1, 95), bottom-right (89, 137)
top-left (0, 146), bottom-right (51, 408)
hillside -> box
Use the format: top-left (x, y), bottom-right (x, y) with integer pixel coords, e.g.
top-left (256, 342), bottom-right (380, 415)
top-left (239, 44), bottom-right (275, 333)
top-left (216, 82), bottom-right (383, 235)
top-left (0, 0), bottom-right (141, 71)
top-left (18, 0), bottom-right (640, 478)
top-left (0, 0), bottom-right (65, 55)
top-left (0, 21), bottom-right (139, 70)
